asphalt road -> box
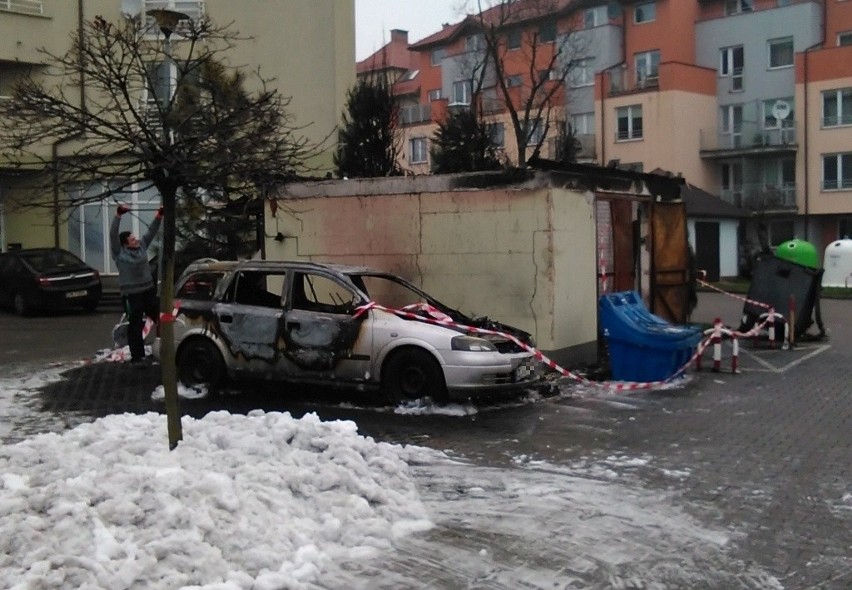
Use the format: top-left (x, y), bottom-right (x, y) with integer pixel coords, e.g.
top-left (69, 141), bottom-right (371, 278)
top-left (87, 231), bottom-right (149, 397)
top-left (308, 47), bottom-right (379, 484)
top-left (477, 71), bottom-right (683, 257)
top-left (1, 292), bottom-right (850, 588)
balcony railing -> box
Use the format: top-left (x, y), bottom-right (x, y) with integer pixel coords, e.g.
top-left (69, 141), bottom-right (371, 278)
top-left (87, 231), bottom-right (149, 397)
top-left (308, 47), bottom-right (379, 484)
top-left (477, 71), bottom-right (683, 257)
top-left (822, 113), bottom-right (852, 127)
top-left (0, 0), bottom-right (43, 15)
top-left (604, 67), bottom-right (659, 96)
top-left (700, 121), bottom-right (796, 152)
top-left (399, 103), bottom-right (431, 125)
top-left (545, 133), bottom-right (596, 161)
top-left (822, 178), bottom-right (852, 191)
top-left (720, 183), bottom-right (797, 211)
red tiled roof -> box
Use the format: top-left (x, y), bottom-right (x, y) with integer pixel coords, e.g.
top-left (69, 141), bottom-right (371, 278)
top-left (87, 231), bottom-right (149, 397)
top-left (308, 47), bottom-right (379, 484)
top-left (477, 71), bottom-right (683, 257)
top-left (357, 30), bottom-right (418, 74)
top-left (409, 0), bottom-right (580, 50)
top-left (392, 77), bottom-right (421, 96)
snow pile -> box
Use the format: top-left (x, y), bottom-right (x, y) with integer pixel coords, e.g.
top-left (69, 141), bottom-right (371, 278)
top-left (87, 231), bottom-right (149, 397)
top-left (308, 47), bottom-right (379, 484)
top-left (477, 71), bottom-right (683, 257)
top-left (0, 411), bottom-right (432, 589)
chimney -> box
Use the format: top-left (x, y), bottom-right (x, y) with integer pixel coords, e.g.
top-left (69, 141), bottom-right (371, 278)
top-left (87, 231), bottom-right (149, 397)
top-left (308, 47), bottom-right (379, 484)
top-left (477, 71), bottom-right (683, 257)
top-left (390, 29), bottom-right (409, 43)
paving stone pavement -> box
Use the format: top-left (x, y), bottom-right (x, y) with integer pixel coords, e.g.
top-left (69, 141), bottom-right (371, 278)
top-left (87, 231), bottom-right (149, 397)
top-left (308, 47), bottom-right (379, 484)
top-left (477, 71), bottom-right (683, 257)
top-left (3, 291), bottom-right (851, 589)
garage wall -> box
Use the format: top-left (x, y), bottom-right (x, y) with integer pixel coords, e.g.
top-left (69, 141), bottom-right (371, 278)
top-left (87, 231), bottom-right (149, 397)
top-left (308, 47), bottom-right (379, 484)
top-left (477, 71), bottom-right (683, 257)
top-left (267, 173), bottom-right (599, 365)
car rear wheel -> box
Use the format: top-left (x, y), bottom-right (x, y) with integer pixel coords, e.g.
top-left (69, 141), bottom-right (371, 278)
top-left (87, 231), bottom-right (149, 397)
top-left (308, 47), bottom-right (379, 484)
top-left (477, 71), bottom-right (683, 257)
top-left (13, 292), bottom-right (32, 317)
top-left (177, 338), bottom-right (226, 388)
top-left (381, 348), bottom-right (447, 404)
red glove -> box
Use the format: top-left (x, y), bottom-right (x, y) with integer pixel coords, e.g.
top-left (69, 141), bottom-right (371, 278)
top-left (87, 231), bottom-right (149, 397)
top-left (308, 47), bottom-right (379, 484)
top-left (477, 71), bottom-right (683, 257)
top-left (116, 204), bottom-right (129, 216)
top-left (155, 206), bottom-right (164, 219)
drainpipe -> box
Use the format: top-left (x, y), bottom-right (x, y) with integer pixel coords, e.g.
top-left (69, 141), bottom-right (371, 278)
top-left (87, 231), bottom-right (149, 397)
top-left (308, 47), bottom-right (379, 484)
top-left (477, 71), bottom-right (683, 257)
top-left (52, 0), bottom-right (86, 246)
top-left (801, 0), bottom-right (826, 243)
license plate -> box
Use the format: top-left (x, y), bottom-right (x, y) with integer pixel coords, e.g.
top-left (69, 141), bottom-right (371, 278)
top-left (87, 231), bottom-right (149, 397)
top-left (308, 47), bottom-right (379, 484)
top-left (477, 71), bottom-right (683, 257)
top-left (514, 360), bottom-right (535, 381)
top-left (66, 290), bottom-right (87, 298)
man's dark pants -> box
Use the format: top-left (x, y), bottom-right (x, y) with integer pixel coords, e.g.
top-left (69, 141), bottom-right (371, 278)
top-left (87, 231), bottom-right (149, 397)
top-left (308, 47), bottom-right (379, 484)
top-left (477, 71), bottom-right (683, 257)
top-left (123, 288), bottom-right (159, 361)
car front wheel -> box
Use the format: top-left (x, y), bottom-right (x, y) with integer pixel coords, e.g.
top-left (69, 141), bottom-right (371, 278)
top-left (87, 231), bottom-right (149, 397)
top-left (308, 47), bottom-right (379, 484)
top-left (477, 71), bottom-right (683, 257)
top-left (381, 348), bottom-right (447, 404)
top-left (177, 338), bottom-right (226, 388)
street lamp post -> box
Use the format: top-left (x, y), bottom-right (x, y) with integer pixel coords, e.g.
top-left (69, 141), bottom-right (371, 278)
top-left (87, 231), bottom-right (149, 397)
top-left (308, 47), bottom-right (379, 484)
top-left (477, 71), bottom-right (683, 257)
top-left (148, 7), bottom-right (189, 450)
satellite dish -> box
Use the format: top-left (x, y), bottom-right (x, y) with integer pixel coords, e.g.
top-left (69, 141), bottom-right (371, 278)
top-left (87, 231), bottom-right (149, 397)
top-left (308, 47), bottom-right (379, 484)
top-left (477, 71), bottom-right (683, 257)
top-left (772, 100), bottom-right (791, 121)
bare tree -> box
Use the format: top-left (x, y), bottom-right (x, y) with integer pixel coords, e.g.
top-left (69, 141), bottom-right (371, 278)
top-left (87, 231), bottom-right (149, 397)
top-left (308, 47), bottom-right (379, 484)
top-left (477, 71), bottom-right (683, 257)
top-left (460, 0), bottom-right (589, 166)
top-left (0, 14), bottom-right (320, 448)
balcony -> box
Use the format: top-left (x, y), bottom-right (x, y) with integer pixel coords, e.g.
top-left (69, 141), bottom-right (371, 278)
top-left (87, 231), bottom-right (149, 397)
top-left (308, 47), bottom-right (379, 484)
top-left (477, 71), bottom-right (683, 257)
top-left (0, 0), bottom-right (43, 16)
top-left (720, 183), bottom-right (797, 211)
top-left (700, 121), bottom-right (796, 157)
top-left (545, 133), bottom-right (596, 161)
top-left (604, 67), bottom-right (659, 96)
top-left (399, 103), bottom-right (431, 125)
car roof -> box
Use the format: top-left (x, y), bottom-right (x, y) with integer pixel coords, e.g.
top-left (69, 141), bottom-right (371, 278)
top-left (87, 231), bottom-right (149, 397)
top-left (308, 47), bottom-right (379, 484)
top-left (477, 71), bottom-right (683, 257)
top-left (2, 247), bottom-right (70, 256)
top-left (183, 259), bottom-right (383, 276)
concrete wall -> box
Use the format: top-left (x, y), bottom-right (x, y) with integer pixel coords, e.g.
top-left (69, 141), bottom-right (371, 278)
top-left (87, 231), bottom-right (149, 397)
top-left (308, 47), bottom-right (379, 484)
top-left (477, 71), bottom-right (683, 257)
top-left (266, 172), bottom-right (599, 364)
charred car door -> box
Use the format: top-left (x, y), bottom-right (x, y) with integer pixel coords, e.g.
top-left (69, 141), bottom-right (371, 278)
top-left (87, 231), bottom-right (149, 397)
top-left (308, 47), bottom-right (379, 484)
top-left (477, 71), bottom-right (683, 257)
top-left (282, 270), bottom-right (372, 382)
top-left (212, 270), bottom-right (289, 374)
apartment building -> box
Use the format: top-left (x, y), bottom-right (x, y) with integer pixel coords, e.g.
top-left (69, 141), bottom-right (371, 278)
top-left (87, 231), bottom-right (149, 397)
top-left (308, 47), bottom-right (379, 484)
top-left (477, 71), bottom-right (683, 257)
top-left (362, 0), bottom-right (852, 276)
top-left (0, 0), bottom-right (354, 274)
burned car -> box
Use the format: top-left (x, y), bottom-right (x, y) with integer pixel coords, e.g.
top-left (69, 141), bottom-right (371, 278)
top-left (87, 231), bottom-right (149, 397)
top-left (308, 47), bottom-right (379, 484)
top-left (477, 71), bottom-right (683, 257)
top-left (157, 259), bottom-right (542, 402)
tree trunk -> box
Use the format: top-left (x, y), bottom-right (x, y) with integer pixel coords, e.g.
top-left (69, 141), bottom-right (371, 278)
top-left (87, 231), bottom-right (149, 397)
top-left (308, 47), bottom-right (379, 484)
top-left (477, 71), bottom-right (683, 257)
top-left (159, 187), bottom-right (183, 449)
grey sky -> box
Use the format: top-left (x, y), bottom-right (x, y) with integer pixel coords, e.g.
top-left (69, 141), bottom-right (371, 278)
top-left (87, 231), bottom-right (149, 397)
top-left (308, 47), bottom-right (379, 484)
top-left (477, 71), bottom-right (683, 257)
top-left (355, 0), bottom-right (465, 60)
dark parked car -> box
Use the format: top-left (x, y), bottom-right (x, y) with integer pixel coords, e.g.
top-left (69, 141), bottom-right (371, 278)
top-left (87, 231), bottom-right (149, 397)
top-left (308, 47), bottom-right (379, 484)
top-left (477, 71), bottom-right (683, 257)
top-left (0, 248), bottom-right (102, 316)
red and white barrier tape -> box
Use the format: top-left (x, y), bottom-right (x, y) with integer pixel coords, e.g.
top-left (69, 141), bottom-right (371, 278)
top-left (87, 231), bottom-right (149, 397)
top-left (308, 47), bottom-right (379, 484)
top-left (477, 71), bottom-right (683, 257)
top-left (355, 301), bottom-right (708, 392)
top-left (697, 278), bottom-right (772, 311)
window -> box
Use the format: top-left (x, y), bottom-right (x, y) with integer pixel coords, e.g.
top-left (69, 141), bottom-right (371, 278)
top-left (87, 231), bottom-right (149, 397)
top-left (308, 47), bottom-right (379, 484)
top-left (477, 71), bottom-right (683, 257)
top-left (768, 37), bottom-right (794, 69)
top-left (720, 104), bottom-right (743, 147)
top-left (839, 218), bottom-right (852, 239)
top-left (506, 29), bottom-right (522, 50)
top-left (720, 45), bottom-right (744, 90)
top-left (431, 47), bottom-right (446, 66)
top-left (634, 1), bottom-right (656, 24)
top-left (291, 273), bottom-right (358, 314)
top-left (465, 34), bottom-right (484, 52)
top-left (506, 74), bottom-right (523, 88)
top-left (410, 137), bottom-right (428, 164)
top-left (231, 271), bottom-right (285, 308)
top-left (823, 153), bottom-right (852, 190)
top-left (822, 88), bottom-right (852, 127)
top-left (725, 0), bottom-right (753, 15)
top-left (616, 105), bottom-right (643, 140)
top-left (177, 271), bottom-right (226, 301)
top-left (635, 50), bottom-right (660, 86)
top-left (720, 46), bottom-right (744, 76)
top-left (488, 123), bottom-right (505, 148)
top-left (67, 182), bottom-right (160, 274)
top-left (399, 69), bottom-right (419, 82)
top-left (451, 80), bottom-right (472, 105)
top-left (839, 32), bottom-right (852, 47)
top-left (538, 69), bottom-right (558, 83)
top-left (525, 119), bottom-right (544, 145)
top-left (762, 158), bottom-right (796, 208)
top-left (427, 88), bottom-right (441, 101)
top-left (570, 59), bottom-right (594, 87)
top-left (0, 0), bottom-right (43, 15)
top-left (584, 6), bottom-right (607, 28)
top-left (721, 162), bottom-right (744, 201)
top-left (571, 112), bottom-right (595, 135)
top-left (538, 20), bottom-right (557, 43)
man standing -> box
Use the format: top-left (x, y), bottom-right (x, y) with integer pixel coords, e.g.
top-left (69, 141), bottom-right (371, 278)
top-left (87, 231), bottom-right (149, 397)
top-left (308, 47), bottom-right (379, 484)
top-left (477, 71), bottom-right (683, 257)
top-left (110, 203), bottom-right (163, 366)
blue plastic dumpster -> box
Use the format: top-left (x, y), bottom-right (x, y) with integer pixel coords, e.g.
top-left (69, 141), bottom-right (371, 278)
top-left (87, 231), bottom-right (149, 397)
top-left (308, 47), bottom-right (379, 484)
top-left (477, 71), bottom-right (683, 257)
top-left (599, 291), bottom-right (702, 382)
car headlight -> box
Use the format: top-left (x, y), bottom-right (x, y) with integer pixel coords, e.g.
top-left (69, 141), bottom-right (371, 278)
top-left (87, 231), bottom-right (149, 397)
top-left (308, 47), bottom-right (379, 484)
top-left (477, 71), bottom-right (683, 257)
top-left (451, 335), bottom-right (497, 352)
